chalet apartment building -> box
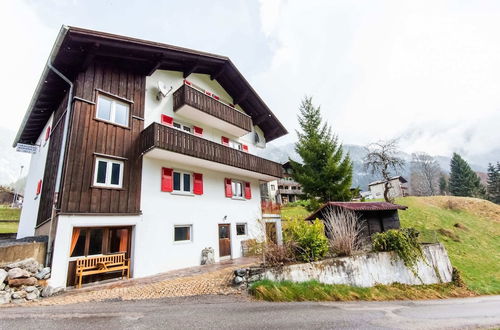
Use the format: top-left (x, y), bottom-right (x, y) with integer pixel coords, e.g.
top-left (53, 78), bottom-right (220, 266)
top-left (14, 26), bottom-right (287, 288)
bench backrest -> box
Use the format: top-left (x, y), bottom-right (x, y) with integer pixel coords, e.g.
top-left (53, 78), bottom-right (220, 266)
top-left (76, 253), bottom-right (126, 269)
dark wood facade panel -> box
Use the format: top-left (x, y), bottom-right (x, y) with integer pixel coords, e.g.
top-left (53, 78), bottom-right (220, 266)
top-left (37, 94), bottom-right (69, 226)
top-left (140, 122), bottom-right (283, 178)
top-left (59, 62), bottom-right (145, 215)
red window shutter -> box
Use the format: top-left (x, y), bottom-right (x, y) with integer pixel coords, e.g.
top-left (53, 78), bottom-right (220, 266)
top-left (161, 168), bottom-right (173, 192)
top-left (161, 114), bottom-right (174, 126)
top-left (242, 144), bottom-right (249, 152)
top-left (193, 126), bottom-right (203, 136)
top-left (193, 173), bottom-right (203, 195)
top-left (225, 178), bottom-right (232, 197)
top-left (36, 180), bottom-right (42, 195)
top-left (229, 104), bottom-right (235, 108)
top-left (221, 136), bottom-right (229, 146)
top-left (45, 126), bottom-right (51, 141)
top-left (184, 79), bottom-right (192, 86)
top-left (205, 91), bottom-right (212, 97)
top-left (244, 182), bottom-right (252, 199)
top-left (213, 94), bottom-right (220, 100)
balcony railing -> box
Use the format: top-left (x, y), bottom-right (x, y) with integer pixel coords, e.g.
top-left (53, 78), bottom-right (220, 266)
top-left (173, 84), bottom-right (253, 133)
top-left (278, 189), bottom-right (303, 195)
top-left (140, 123), bottom-right (283, 178)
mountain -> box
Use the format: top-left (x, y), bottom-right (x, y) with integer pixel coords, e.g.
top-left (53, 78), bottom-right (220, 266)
top-left (260, 142), bottom-right (489, 191)
top-left (0, 127), bottom-right (30, 189)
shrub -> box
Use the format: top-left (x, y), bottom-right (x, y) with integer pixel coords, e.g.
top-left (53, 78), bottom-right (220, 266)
top-left (305, 198), bottom-right (322, 212)
top-left (286, 199), bottom-right (310, 208)
top-left (372, 228), bottom-right (424, 274)
top-left (323, 207), bottom-right (362, 256)
top-left (283, 219), bottom-right (329, 262)
top-left (263, 241), bottom-right (296, 266)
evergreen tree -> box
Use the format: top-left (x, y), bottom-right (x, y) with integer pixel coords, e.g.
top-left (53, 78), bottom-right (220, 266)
top-left (290, 97), bottom-right (353, 203)
top-left (486, 162), bottom-right (500, 204)
top-left (439, 174), bottom-right (448, 195)
top-left (448, 153), bottom-right (485, 198)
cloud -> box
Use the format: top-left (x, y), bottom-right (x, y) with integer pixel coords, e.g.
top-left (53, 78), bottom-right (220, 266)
top-left (256, 0), bottom-right (500, 164)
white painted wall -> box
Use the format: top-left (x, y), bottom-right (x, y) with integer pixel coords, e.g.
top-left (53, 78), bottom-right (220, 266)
top-left (145, 70), bottom-right (266, 153)
top-left (17, 114), bottom-right (53, 239)
top-left (369, 178), bottom-right (405, 199)
top-left (259, 243), bottom-right (453, 287)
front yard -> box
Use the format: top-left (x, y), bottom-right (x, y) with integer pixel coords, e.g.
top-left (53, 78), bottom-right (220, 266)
top-left (0, 206), bottom-right (20, 234)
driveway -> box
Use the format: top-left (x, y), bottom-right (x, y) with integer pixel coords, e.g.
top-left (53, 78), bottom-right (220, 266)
top-left (0, 295), bottom-right (499, 329)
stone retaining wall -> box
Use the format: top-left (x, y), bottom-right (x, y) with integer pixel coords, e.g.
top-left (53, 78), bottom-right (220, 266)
top-left (235, 243), bottom-right (453, 287)
top-left (0, 236), bottom-right (47, 266)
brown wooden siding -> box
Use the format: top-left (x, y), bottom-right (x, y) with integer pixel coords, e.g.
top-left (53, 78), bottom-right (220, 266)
top-left (58, 62), bottom-right (145, 215)
top-left (37, 94), bottom-right (69, 226)
top-left (140, 122), bottom-right (283, 178)
top-left (173, 84), bottom-right (252, 132)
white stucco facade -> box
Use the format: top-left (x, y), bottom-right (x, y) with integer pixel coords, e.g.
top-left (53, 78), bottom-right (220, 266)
top-left (46, 71), bottom-right (280, 288)
top-left (17, 114), bottom-right (53, 239)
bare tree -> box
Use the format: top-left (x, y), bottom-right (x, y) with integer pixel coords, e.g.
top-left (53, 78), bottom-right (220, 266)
top-left (410, 152), bottom-right (440, 196)
top-left (364, 139), bottom-right (405, 203)
top-left (323, 207), bottom-right (362, 256)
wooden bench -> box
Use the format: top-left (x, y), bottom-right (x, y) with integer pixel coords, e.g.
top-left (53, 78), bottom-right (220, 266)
top-left (75, 253), bottom-right (130, 288)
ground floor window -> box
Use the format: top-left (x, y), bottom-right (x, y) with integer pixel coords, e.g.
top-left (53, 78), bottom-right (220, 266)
top-left (174, 225), bottom-right (192, 242)
top-left (236, 223), bottom-right (247, 236)
top-left (69, 227), bottom-right (131, 258)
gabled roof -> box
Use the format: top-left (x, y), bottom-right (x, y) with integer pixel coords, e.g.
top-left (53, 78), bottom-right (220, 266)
top-left (14, 25), bottom-right (287, 146)
top-left (305, 201), bottom-right (408, 220)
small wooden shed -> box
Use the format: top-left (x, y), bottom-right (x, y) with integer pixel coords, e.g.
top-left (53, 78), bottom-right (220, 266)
top-left (305, 202), bottom-right (408, 240)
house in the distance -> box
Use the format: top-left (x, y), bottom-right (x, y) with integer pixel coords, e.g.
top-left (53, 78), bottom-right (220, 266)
top-left (368, 176), bottom-right (408, 199)
top-left (14, 26), bottom-right (287, 288)
top-left (264, 161), bottom-right (304, 205)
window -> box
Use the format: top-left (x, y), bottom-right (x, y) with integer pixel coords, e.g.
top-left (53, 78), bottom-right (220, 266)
top-left (229, 140), bottom-right (243, 151)
top-left (236, 223), bottom-right (247, 236)
top-left (270, 185), bottom-right (275, 191)
top-left (174, 225), bottom-right (192, 242)
top-left (173, 121), bottom-right (191, 133)
top-left (173, 171), bottom-right (192, 193)
top-left (69, 227), bottom-right (131, 258)
top-left (96, 95), bottom-right (129, 126)
top-left (94, 157), bottom-right (124, 188)
top-left (232, 180), bottom-right (243, 198)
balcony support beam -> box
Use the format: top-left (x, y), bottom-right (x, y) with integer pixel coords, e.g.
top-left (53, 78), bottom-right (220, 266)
top-left (234, 90), bottom-right (249, 105)
top-left (210, 64), bottom-right (226, 81)
top-left (183, 61), bottom-right (200, 78)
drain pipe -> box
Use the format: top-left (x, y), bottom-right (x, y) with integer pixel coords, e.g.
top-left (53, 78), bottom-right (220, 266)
top-left (45, 63), bottom-right (73, 267)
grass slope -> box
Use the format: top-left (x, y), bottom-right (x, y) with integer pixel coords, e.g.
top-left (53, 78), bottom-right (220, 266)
top-left (281, 196), bottom-right (500, 295)
top-left (0, 206), bottom-right (20, 233)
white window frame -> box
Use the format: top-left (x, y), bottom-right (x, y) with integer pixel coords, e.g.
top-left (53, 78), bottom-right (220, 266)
top-left (96, 94), bottom-right (130, 127)
top-left (93, 157), bottom-right (124, 188)
top-left (173, 225), bottom-right (193, 243)
top-left (229, 140), bottom-right (243, 151)
top-left (231, 180), bottom-right (244, 198)
top-left (236, 223), bottom-right (247, 236)
top-left (173, 121), bottom-right (192, 134)
top-left (173, 170), bottom-right (193, 194)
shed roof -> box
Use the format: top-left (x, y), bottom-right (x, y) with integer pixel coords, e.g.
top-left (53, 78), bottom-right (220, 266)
top-left (14, 25), bottom-right (287, 146)
top-left (305, 202), bottom-right (408, 220)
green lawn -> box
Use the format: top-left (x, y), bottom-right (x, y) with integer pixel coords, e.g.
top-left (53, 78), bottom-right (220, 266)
top-left (281, 205), bottom-right (311, 221)
top-left (0, 206), bottom-right (21, 234)
top-left (280, 196), bottom-right (500, 295)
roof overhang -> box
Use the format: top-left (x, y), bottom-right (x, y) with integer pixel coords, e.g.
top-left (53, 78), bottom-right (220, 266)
top-left (14, 25), bottom-right (288, 146)
top-left (306, 202), bottom-right (408, 220)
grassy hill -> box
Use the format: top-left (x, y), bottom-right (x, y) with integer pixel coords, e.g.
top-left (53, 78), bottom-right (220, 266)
top-left (0, 206), bottom-right (20, 233)
top-left (281, 196), bottom-right (500, 295)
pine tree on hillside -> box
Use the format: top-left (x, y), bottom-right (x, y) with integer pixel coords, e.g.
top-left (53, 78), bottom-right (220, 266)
top-left (290, 97), bottom-right (353, 203)
top-left (486, 162), bottom-right (500, 204)
top-left (448, 153), bottom-right (485, 198)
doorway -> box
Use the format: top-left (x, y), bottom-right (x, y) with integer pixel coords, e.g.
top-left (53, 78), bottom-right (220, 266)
top-left (218, 224), bottom-right (231, 258)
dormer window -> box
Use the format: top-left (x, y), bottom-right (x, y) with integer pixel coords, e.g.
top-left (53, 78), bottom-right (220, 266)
top-left (96, 94), bottom-right (130, 127)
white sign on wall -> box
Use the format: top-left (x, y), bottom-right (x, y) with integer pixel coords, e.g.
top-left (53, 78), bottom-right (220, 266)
top-left (16, 143), bottom-right (38, 154)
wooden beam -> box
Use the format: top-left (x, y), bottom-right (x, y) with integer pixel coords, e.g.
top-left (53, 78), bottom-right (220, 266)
top-left (183, 61), bottom-right (200, 78)
top-left (210, 64), bottom-right (226, 81)
top-left (233, 90), bottom-right (249, 105)
top-left (80, 43), bottom-right (100, 71)
top-left (145, 54), bottom-right (164, 76)
top-left (253, 114), bottom-right (271, 126)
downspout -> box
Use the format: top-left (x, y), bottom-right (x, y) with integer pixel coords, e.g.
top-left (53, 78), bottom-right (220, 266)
top-left (45, 63), bottom-right (73, 267)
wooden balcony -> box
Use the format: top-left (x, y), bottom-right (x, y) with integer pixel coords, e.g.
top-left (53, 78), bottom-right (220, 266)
top-left (173, 84), bottom-right (253, 137)
top-left (278, 189), bottom-right (303, 195)
top-left (140, 123), bottom-right (283, 179)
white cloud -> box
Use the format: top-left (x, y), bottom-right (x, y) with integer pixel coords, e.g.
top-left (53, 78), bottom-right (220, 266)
top-left (256, 0), bottom-right (500, 164)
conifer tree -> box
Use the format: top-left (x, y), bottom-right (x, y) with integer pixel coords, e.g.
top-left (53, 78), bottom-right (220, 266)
top-left (290, 97), bottom-right (353, 204)
top-left (448, 153), bottom-right (485, 198)
top-left (486, 162), bottom-right (500, 204)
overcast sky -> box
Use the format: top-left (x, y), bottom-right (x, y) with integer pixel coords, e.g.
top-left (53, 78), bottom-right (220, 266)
top-left (1, 0), bottom-right (499, 166)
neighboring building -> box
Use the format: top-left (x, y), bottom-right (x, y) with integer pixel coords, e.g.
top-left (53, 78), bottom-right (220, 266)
top-left (368, 176), bottom-right (408, 199)
top-left (14, 26), bottom-right (287, 288)
top-left (305, 202), bottom-right (407, 243)
top-left (0, 188), bottom-right (22, 206)
top-left (266, 161), bottom-right (304, 205)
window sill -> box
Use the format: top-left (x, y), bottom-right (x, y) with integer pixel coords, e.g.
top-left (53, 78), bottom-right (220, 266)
top-left (231, 197), bottom-right (246, 201)
top-left (173, 240), bottom-right (193, 244)
top-left (91, 185), bottom-right (125, 191)
top-left (93, 117), bottom-right (131, 130)
top-left (171, 191), bottom-right (195, 196)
